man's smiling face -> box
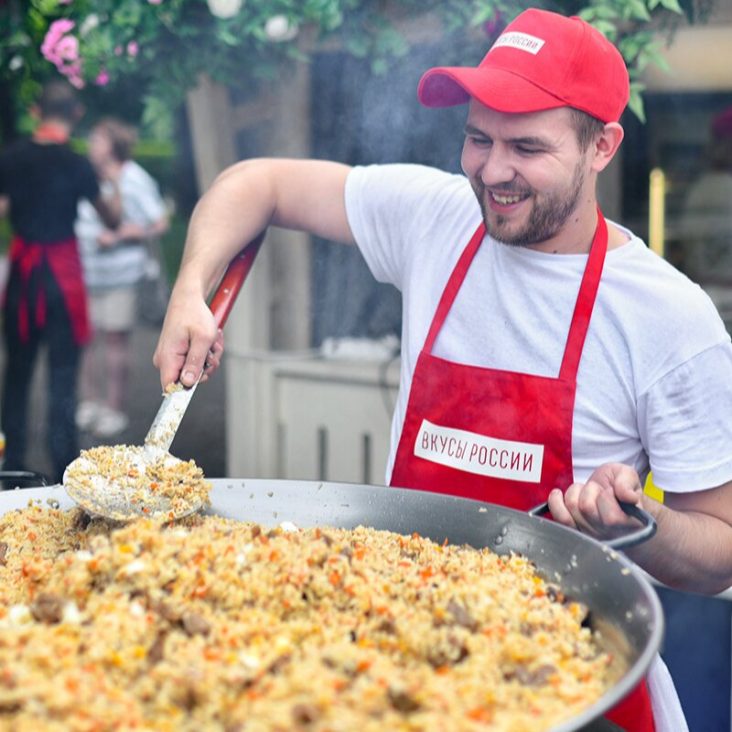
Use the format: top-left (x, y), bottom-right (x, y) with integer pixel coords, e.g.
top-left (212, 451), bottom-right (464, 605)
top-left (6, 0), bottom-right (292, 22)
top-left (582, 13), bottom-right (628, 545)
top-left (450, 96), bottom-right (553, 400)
top-left (461, 103), bottom-right (595, 249)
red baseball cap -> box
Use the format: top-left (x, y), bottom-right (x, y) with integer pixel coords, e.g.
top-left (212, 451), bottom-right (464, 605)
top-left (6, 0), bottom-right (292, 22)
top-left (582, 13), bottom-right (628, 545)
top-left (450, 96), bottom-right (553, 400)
top-left (418, 8), bottom-right (629, 123)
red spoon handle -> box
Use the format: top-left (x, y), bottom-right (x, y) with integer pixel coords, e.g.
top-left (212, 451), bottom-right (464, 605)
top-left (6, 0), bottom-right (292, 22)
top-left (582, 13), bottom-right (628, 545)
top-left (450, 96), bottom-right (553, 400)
top-left (208, 232), bottom-right (265, 329)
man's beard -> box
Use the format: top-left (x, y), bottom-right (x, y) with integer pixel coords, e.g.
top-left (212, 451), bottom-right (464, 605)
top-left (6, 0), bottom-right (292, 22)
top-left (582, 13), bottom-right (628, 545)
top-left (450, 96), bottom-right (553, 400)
top-left (474, 161), bottom-right (586, 247)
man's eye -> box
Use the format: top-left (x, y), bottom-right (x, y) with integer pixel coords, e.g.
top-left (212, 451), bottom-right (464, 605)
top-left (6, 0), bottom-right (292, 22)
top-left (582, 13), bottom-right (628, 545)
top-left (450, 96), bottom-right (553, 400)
top-left (469, 136), bottom-right (491, 147)
top-left (516, 146), bottom-right (541, 155)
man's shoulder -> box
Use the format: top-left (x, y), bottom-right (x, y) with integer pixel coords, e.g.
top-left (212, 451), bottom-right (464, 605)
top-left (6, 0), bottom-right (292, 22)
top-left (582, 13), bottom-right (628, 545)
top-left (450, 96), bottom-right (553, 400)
top-left (352, 162), bottom-right (466, 189)
top-left (41, 142), bottom-right (95, 172)
top-left (606, 234), bottom-right (713, 304)
top-left (600, 235), bottom-right (729, 372)
top-left (0, 136), bottom-right (32, 162)
top-left (1, 137), bottom-right (89, 173)
top-left (65, 147), bottom-right (98, 186)
top-left (349, 163), bottom-right (473, 215)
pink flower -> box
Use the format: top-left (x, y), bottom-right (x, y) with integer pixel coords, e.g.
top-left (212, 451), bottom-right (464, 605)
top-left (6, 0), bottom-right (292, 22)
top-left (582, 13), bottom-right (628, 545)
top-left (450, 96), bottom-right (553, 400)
top-left (41, 19), bottom-right (85, 86)
top-left (114, 45), bottom-right (123, 56)
top-left (126, 41), bottom-right (139, 57)
top-left (54, 35), bottom-right (79, 64)
top-left (66, 61), bottom-right (85, 88)
top-left (95, 69), bottom-right (110, 86)
top-left (41, 19), bottom-right (76, 63)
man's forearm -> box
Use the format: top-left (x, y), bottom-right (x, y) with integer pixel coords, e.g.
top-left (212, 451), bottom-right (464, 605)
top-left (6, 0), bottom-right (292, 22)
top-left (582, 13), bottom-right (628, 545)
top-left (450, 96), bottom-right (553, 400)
top-left (551, 466), bottom-right (732, 596)
top-left (176, 159), bottom-right (278, 299)
top-left (175, 157), bottom-right (353, 299)
top-left (627, 497), bottom-right (732, 595)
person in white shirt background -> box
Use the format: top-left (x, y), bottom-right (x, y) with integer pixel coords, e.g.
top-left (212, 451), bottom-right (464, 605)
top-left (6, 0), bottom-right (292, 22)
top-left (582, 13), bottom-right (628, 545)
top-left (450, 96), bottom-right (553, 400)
top-left (75, 117), bottom-right (169, 437)
top-left (678, 106), bottom-right (732, 327)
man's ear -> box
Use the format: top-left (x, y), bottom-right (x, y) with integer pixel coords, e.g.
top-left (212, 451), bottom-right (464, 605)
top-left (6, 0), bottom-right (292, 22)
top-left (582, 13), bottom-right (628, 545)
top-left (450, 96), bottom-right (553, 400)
top-left (591, 122), bottom-right (624, 173)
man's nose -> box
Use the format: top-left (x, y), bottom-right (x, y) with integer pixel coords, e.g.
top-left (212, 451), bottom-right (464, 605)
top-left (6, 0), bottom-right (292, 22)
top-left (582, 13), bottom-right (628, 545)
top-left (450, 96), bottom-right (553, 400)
top-left (479, 146), bottom-right (516, 187)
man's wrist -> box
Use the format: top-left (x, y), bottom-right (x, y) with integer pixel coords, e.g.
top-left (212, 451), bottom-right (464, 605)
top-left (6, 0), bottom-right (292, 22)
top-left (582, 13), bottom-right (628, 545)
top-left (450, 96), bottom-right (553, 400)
top-left (173, 272), bottom-right (207, 301)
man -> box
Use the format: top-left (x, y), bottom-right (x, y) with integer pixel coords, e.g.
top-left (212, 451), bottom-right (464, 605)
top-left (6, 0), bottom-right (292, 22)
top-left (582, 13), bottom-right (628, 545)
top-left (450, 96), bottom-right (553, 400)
top-left (0, 81), bottom-right (120, 482)
top-left (155, 9), bottom-right (732, 730)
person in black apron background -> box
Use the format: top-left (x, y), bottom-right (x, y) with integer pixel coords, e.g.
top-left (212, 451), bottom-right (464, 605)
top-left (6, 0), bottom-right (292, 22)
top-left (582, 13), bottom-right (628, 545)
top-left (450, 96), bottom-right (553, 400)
top-left (0, 80), bottom-right (120, 483)
top-left (154, 9), bottom-right (732, 730)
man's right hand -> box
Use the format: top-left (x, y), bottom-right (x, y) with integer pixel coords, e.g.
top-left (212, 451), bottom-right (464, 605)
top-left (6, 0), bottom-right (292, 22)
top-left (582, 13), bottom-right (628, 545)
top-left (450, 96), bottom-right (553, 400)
top-left (153, 286), bottom-right (223, 389)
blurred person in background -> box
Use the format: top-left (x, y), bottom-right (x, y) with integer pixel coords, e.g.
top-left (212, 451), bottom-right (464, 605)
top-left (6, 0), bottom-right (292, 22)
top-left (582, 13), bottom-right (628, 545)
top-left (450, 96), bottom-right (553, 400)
top-left (679, 106), bottom-right (732, 325)
top-left (76, 117), bottom-right (169, 438)
top-left (0, 80), bottom-right (120, 484)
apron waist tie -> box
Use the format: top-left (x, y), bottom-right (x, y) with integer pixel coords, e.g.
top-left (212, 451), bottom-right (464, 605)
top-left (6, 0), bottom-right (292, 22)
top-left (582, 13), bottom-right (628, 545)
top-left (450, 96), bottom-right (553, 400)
top-left (606, 678), bottom-right (655, 731)
top-left (6, 236), bottom-right (90, 346)
top-left (7, 237), bottom-right (45, 343)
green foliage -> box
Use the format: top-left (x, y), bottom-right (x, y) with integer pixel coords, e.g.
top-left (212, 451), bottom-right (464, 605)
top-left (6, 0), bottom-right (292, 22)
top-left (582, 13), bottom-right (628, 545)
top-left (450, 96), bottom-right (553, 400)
top-left (0, 0), bottom-right (699, 139)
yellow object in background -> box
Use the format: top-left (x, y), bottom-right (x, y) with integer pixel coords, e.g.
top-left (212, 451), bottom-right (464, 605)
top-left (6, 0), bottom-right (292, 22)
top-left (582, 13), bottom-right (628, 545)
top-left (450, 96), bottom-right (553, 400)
top-left (644, 472), bottom-right (664, 503)
top-left (645, 170), bottom-right (666, 504)
top-left (648, 168), bottom-right (666, 257)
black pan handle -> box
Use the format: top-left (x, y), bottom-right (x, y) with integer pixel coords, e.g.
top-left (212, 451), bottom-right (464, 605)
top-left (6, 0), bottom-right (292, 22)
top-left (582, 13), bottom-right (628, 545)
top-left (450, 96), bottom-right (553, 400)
top-left (528, 500), bottom-right (657, 550)
top-left (0, 470), bottom-right (50, 489)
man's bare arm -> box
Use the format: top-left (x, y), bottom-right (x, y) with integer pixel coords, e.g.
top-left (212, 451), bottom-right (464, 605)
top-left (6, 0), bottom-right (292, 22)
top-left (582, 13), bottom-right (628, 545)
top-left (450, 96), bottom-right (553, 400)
top-left (153, 158), bottom-right (354, 388)
top-left (629, 481), bottom-right (732, 594)
top-left (180, 158), bottom-right (354, 294)
top-left (549, 465), bottom-right (732, 595)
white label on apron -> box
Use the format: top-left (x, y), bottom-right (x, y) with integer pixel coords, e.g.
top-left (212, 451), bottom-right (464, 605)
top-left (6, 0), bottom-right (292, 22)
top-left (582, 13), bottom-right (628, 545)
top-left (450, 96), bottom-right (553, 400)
top-left (414, 419), bottom-right (544, 483)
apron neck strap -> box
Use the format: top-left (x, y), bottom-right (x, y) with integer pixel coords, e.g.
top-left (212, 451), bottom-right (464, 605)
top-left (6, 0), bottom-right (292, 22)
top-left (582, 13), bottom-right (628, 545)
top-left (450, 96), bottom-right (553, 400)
top-left (558, 207), bottom-right (608, 381)
top-left (424, 222), bottom-right (486, 352)
top-left (423, 209), bottom-right (609, 382)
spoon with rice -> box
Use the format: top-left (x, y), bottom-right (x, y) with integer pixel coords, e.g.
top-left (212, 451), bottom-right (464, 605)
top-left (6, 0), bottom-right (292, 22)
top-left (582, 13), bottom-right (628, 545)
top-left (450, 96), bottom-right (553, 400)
top-left (63, 234), bottom-right (265, 521)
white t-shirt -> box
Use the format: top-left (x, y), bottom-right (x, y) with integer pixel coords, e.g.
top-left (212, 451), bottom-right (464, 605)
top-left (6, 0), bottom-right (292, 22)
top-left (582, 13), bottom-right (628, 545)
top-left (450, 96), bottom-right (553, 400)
top-left (77, 160), bottom-right (167, 290)
top-left (345, 163), bottom-right (732, 494)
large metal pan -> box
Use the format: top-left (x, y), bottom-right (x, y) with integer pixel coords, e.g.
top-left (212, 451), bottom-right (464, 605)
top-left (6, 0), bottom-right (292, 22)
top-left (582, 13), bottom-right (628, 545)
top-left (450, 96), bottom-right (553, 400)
top-left (0, 478), bottom-right (661, 732)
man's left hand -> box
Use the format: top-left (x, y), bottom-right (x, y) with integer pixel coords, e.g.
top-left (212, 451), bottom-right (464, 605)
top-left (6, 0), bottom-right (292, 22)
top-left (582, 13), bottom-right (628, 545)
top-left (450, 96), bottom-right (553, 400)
top-left (547, 463), bottom-right (644, 541)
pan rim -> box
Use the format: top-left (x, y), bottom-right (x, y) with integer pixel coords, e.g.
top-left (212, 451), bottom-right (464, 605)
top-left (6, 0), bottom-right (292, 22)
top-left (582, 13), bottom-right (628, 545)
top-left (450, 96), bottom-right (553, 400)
top-left (0, 479), bottom-right (663, 731)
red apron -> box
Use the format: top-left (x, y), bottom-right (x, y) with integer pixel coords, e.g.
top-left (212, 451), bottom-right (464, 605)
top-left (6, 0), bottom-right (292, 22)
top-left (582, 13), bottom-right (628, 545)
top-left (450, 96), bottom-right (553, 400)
top-left (390, 211), bottom-right (654, 731)
top-left (4, 235), bottom-right (91, 346)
